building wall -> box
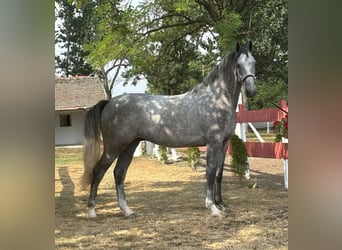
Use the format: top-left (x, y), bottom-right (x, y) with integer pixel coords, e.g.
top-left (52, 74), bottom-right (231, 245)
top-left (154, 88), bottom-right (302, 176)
top-left (55, 110), bottom-right (86, 145)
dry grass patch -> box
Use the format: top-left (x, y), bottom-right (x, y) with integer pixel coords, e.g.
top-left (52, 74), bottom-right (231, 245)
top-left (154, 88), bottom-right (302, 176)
top-left (55, 148), bottom-right (287, 249)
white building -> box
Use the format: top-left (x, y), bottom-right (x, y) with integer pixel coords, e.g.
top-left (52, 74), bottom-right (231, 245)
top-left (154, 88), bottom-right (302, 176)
top-left (55, 76), bottom-right (106, 146)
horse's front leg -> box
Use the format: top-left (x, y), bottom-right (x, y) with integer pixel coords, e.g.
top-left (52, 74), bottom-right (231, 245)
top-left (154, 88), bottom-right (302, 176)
top-left (214, 138), bottom-right (230, 211)
top-left (205, 142), bottom-right (226, 216)
top-left (214, 162), bottom-right (227, 211)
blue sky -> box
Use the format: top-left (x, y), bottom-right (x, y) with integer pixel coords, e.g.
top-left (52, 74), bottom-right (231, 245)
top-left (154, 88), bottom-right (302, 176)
top-left (111, 76), bottom-right (148, 97)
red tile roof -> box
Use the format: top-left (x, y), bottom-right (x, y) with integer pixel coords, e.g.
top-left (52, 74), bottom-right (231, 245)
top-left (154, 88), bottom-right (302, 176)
top-left (55, 76), bottom-right (107, 110)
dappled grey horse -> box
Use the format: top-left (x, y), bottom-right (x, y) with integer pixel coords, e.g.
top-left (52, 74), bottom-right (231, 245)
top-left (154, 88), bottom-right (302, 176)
top-left (81, 42), bottom-right (256, 217)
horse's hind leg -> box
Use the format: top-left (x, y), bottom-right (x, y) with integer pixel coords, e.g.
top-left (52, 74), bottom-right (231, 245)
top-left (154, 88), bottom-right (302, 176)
top-left (88, 152), bottom-right (116, 217)
top-left (114, 140), bottom-right (140, 217)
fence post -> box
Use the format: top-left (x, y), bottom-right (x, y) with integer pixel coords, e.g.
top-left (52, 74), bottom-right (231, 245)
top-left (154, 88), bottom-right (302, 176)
top-left (237, 104), bottom-right (247, 142)
top-left (283, 158), bottom-right (288, 190)
top-left (282, 137), bottom-right (288, 190)
top-left (236, 102), bottom-right (250, 179)
top-left (280, 101), bottom-right (288, 190)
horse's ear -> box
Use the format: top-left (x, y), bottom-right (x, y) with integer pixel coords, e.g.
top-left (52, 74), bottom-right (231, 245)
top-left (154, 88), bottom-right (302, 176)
top-left (236, 43), bottom-right (240, 53)
top-left (248, 41), bottom-right (252, 52)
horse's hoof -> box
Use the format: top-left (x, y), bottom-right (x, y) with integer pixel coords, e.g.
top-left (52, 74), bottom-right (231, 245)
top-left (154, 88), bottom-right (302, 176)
top-left (88, 207), bottom-right (96, 218)
top-left (210, 204), bottom-right (221, 215)
top-left (122, 207), bottom-right (135, 218)
top-left (211, 209), bottom-right (228, 218)
top-left (217, 202), bottom-right (227, 211)
top-left (217, 211), bottom-right (228, 218)
top-left (125, 212), bottom-right (137, 219)
top-left (209, 204), bottom-right (228, 218)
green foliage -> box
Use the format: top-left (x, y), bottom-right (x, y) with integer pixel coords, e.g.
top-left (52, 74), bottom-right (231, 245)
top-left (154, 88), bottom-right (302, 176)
top-left (236, 0), bottom-right (288, 108)
top-left (158, 146), bottom-right (168, 163)
top-left (273, 114), bottom-right (288, 142)
top-left (214, 12), bottom-right (242, 55)
top-left (55, 0), bottom-right (94, 76)
top-left (242, 0), bottom-right (288, 83)
top-left (83, 3), bottom-right (136, 68)
top-left (68, 0), bottom-right (287, 107)
top-left (141, 38), bottom-right (202, 95)
top-left (248, 78), bottom-right (288, 110)
top-left (186, 147), bottom-right (200, 170)
top-left (173, 0), bottom-right (197, 13)
top-left (230, 134), bottom-right (248, 180)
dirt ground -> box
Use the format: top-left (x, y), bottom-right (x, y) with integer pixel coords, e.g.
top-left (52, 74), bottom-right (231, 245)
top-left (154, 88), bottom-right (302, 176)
top-left (55, 148), bottom-right (288, 249)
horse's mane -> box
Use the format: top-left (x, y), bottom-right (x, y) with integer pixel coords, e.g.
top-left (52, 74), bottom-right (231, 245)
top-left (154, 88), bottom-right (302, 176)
top-left (189, 51), bottom-right (239, 94)
top-left (188, 46), bottom-right (252, 95)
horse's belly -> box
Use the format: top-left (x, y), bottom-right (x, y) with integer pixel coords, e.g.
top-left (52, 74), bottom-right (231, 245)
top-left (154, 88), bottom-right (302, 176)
top-left (149, 137), bottom-right (206, 148)
top-left (139, 126), bottom-right (206, 148)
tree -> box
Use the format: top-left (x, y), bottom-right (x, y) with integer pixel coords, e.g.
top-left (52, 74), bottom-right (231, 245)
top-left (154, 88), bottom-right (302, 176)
top-left (122, 0), bottom-right (245, 93)
top-left (55, 0), bottom-right (95, 77)
top-left (247, 78), bottom-right (287, 109)
top-left (127, 37), bottom-right (202, 95)
top-left (238, 0), bottom-right (288, 109)
top-left (248, 0), bottom-right (288, 81)
top-left (72, 0), bottom-right (287, 106)
top-left (78, 0), bottom-right (137, 99)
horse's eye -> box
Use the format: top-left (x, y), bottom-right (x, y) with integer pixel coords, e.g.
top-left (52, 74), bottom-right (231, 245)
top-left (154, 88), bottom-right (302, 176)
top-left (237, 64), bottom-right (241, 69)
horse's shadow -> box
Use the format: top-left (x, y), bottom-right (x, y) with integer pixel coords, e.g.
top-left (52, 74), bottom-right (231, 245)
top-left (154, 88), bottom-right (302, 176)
top-left (55, 166), bottom-right (77, 214)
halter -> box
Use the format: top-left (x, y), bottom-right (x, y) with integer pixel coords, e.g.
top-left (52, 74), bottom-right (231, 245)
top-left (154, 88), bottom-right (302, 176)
top-left (235, 63), bottom-right (256, 84)
top-left (241, 74), bottom-right (256, 83)
top-left (236, 68), bottom-right (256, 84)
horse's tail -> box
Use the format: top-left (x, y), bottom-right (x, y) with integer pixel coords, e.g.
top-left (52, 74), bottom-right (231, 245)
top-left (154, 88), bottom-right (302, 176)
top-left (81, 100), bottom-right (109, 190)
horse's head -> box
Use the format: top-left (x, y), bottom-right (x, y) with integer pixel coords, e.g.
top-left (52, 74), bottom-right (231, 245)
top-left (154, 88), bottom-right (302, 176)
top-left (235, 41), bottom-right (256, 98)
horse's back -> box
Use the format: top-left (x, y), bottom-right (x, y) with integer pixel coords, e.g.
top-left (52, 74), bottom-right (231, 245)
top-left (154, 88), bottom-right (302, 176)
top-left (101, 92), bottom-right (236, 148)
top-left (100, 93), bottom-right (208, 147)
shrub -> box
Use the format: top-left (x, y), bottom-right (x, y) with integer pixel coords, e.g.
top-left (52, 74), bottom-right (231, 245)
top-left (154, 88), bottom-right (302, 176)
top-left (186, 147), bottom-right (200, 170)
top-left (230, 134), bottom-right (249, 180)
top-left (273, 114), bottom-right (288, 142)
top-left (158, 145), bottom-right (168, 163)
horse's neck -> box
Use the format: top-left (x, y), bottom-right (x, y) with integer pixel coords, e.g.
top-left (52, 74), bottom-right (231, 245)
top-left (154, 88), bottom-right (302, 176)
top-left (216, 60), bottom-right (241, 107)
top-left (231, 89), bottom-right (241, 109)
top-left (188, 62), bottom-right (241, 107)
top-left (209, 76), bottom-right (242, 108)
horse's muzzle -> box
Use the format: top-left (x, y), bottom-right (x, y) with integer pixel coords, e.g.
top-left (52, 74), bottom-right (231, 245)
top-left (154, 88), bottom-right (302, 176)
top-left (244, 76), bottom-right (256, 98)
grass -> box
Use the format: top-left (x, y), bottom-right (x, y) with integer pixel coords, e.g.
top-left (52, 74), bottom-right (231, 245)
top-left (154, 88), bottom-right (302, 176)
top-left (55, 148), bottom-right (83, 165)
top-left (246, 129), bottom-right (277, 142)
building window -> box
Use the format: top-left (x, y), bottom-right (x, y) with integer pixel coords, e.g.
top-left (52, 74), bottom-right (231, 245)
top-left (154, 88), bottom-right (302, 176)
top-left (60, 114), bottom-right (71, 127)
